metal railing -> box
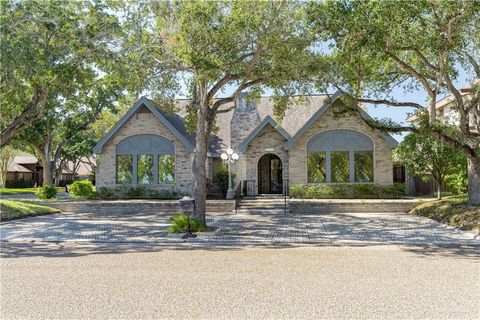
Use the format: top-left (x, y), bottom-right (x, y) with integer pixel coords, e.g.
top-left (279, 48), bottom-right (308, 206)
top-left (234, 181), bottom-right (242, 214)
top-left (283, 179), bottom-right (289, 214)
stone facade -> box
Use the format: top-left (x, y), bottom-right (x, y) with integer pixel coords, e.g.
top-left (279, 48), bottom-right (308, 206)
top-left (241, 124), bottom-right (289, 195)
top-left (96, 96), bottom-right (395, 196)
top-left (96, 109), bottom-right (194, 194)
top-left (287, 101), bottom-right (393, 185)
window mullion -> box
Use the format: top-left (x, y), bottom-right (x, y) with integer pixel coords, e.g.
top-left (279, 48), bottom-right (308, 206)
top-left (349, 151), bottom-right (355, 183)
top-left (326, 151), bottom-right (331, 183)
top-left (133, 154), bottom-right (138, 185)
top-left (153, 154), bottom-right (159, 184)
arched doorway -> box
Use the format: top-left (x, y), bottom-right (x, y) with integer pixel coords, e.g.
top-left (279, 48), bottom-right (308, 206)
top-left (257, 154), bottom-right (283, 194)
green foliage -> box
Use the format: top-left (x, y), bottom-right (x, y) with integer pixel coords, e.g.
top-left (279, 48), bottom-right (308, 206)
top-left (411, 196), bottom-right (479, 231)
top-left (396, 133), bottom-right (467, 198)
top-left (96, 186), bottom-right (181, 200)
top-left (290, 183), bottom-right (405, 199)
top-left (127, 186), bottom-right (146, 198)
top-left (167, 213), bottom-right (205, 233)
top-left (5, 180), bottom-right (36, 188)
top-left (69, 180), bottom-right (95, 198)
top-left (215, 166), bottom-right (236, 195)
top-left (445, 173), bottom-right (468, 195)
top-left (37, 185), bottom-right (57, 200)
top-left (96, 187), bottom-right (115, 199)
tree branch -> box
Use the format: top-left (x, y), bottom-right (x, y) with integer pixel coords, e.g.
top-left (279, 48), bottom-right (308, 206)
top-left (0, 85), bottom-right (49, 148)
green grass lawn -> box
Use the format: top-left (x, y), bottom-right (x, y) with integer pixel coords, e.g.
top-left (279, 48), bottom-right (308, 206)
top-left (0, 187), bottom-right (65, 195)
top-left (410, 195), bottom-right (480, 233)
top-left (0, 200), bottom-right (60, 221)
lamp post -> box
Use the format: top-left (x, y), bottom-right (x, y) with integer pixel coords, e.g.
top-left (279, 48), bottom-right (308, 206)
top-left (179, 196), bottom-right (196, 238)
top-left (221, 148), bottom-right (239, 199)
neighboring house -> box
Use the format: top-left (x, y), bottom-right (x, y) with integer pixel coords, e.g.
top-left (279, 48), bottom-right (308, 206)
top-left (406, 84), bottom-right (478, 131)
top-left (94, 92), bottom-right (398, 196)
top-left (6, 153), bottom-right (93, 186)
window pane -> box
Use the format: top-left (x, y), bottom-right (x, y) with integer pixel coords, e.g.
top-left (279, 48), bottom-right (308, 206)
top-left (137, 154), bottom-right (154, 184)
top-left (355, 151), bottom-right (373, 182)
top-left (116, 155), bottom-right (132, 184)
top-left (158, 154), bottom-right (175, 184)
top-left (331, 151), bottom-right (349, 182)
top-left (307, 152), bottom-right (326, 183)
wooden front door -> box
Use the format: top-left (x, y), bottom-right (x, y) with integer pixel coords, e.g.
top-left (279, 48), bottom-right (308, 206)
top-left (257, 154), bottom-right (283, 194)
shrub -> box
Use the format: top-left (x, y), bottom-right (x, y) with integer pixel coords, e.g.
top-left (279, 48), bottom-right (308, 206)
top-left (69, 180), bottom-right (95, 197)
top-left (127, 186), bottom-right (146, 198)
top-left (97, 187), bottom-right (115, 199)
top-left (5, 180), bottom-right (36, 188)
top-left (290, 183), bottom-right (405, 199)
top-left (215, 166), bottom-right (236, 195)
top-left (148, 189), bottom-right (178, 199)
top-left (37, 185), bottom-right (57, 200)
top-left (167, 213), bottom-right (205, 233)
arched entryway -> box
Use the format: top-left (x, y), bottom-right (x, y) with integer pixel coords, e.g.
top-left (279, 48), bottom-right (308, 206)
top-left (257, 153), bottom-right (283, 194)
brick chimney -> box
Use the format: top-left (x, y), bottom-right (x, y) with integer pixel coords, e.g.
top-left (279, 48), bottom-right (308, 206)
top-left (229, 92), bottom-right (261, 150)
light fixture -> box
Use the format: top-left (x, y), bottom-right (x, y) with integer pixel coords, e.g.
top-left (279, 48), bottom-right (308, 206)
top-left (220, 148), bottom-right (240, 199)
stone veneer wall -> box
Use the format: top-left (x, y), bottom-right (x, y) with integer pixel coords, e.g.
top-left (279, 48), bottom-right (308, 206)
top-left (243, 124), bottom-right (289, 195)
top-left (288, 101), bottom-right (394, 185)
top-left (96, 109), bottom-right (194, 194)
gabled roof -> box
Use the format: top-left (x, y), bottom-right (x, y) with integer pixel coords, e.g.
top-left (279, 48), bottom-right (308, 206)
top-left (284, 91), bottom-right (398, 150)
top-left (93, 97), bottom-right (195, 154)
top-left (7, 162), bottom-right (32, 173)
top-left (238, 116), bottom-right (291, 153)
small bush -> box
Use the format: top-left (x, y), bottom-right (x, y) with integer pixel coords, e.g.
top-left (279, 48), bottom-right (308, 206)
top-left (97, 187), bottom-right (115, 199)
top-left (127, 186), bottom-right (146, 198)
top-left (37, 185), bottom-right (57, 200)
top-left (5, 180), bottom-right (36, 188)
top-left (167, 213), bottom-right (205, 233)
top-left (290, 183), bottom-right (405, 199)
top-left (215, 166), bottom-right (236, 195)
top-left (69, 180), bottom-right (95, 197)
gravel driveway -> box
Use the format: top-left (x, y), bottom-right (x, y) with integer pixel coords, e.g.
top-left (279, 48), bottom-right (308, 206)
top-left (1, 209), bottom-right (478, 245)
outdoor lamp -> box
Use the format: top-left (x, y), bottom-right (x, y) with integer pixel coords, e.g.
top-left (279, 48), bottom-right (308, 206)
top-left (178, 196), bottom-right (196, 238)
top-left (220, 148), bottom-right (239, 199)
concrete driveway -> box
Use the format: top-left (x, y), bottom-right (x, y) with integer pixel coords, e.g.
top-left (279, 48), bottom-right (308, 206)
top-left (1, 209), bottom-right (478, 245)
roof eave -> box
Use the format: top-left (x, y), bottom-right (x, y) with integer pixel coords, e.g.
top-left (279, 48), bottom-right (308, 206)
top-left (238, 116), bottom-right (291, 153)
top-left (93, 97), bottom-right (194, 154)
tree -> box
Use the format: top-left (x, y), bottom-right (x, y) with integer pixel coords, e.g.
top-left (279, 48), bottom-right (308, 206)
top-left (396, 133), bottom-right (467, 199)
top-left (0, 146), bottom-right (18, 187)
top-left (308, 0), bottom-right (480, 205)
top-left (2, 1), bottom-right (131, 184)
top-left (0, 1), bottom-right (127, 149)
top-left (129, 1), bottom-right (317, 224)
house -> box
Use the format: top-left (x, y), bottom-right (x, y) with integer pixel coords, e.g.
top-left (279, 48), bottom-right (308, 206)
top-left (5, 153), bottom-right (93, 187)
top-left (406, 84), bottom-right (478, 131)
top-left (93, 92), bottom-right (398, 196)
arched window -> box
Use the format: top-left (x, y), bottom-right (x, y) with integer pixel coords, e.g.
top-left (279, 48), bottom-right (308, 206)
top-left (116, 134), bottom-right (175, 185)
top-left (307, 130), bottom-right (374, 183)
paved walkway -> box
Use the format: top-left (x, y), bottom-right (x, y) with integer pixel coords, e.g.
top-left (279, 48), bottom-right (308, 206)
top-left (1, 209), bottom-right (478, 245)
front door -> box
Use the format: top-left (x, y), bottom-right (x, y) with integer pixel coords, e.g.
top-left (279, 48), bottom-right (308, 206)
top-left (257, 154), bottom-right (283, 194)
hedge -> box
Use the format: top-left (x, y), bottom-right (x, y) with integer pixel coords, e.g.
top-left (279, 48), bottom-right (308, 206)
top-left (290, 183), bottom-right (406, 199)
top-left (5, 180), bottom-right (36, 188)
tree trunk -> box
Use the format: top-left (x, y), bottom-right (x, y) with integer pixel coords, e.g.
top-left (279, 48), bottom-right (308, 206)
top-left (467, 157), bottom-right (480, 206)
top-left (437, 180), bottom-right (442, 200)
top-left (192, 99), bottom-right (210, 226)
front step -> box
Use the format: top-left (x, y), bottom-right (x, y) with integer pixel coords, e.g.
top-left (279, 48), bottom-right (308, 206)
top-left (237, 198), bottom-right (288, 213)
